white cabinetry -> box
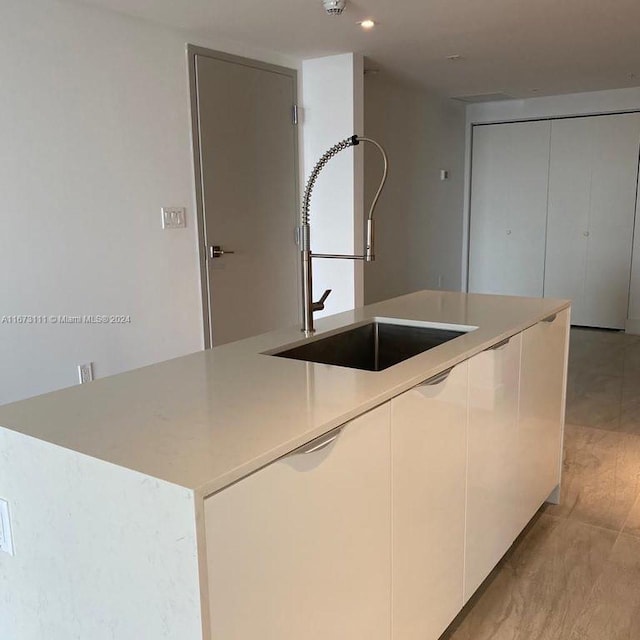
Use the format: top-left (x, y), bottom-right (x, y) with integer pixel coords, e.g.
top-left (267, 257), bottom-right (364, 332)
top-left (465, 334), bottom-right (522, 601)
top-left (203, 312), bottom-right (569, 640)
top-left (204, 404), bottom-right (391, 640)
top-left (518, 309), bottom-right (569, 519)
top-left (544, 114), bottom-right (640, 328)
top-left (469, 120), bottom-right (551, 297)
top-left (391, 362), bottom-right (468, 640)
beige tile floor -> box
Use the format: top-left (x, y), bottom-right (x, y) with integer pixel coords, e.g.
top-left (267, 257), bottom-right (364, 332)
top-left (442, 327), bottom-right (640, 640)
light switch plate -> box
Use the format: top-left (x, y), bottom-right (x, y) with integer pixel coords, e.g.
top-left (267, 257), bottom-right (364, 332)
top-left (161, 207), bottom-right (186, 229)
top-left (0, 498), bottom-right (15, 556)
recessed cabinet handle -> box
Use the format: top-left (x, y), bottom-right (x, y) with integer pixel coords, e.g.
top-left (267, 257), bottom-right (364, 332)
top-left (294, 428), bottom-right (343, 456)
top-left (542, 314), bottom-right (557, 324)
top-left (490, 337), bottom-right (511, 351)
top-left (419, 368), bottom-right (453, 387)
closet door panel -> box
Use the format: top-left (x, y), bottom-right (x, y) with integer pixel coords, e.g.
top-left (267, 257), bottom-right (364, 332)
top-left (585, 226), bottom-right (633, 329)
top-left (546, 114), bottom-right (640, 328)
top-left (585, 113), bottom-right (640, 329)
top-left (469, 121), bottom-right (551, 297)
top-left (544, 118), bottom-right (592, 323)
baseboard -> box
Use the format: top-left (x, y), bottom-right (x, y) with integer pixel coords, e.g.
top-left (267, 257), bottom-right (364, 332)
top-left (625, 318), bottom-right (640, 335)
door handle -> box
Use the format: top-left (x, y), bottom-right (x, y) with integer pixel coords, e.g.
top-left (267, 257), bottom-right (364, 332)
top-left (209, 245), bottom-right (235, 259)
top-left (542, 313), bottom-right (557, 324)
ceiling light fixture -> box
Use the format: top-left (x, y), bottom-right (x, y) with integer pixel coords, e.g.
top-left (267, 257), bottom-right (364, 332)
top-left (359, 19), bottom-right (376, 30)
top-left (322, 0), bottom-right (347, 16)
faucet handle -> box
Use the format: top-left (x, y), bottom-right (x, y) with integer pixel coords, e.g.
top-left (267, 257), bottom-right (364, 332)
top-left (312, 289), bottom-right (332, 312)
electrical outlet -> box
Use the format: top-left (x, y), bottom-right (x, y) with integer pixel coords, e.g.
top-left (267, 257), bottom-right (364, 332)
top-left (161, 207), bottom-right (186, 229)
top-left (78, 362), bottom-right (94, 384)
top-left (0, 499), bottom-right (15, 556)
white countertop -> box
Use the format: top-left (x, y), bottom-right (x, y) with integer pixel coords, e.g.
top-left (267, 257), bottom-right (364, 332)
top-left (0, 290), bottom-right (569, 497)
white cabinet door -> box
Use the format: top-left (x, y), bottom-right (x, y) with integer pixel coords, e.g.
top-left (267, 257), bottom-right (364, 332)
top-left (518, 309), bottom-right (570, 521)
top-left (545, 114), bottom-right (640, 328)
top-left (469, 120), bottom-right (551, 297)
top-left (465, 333), bottom-right (522, 601)
top-left (204, 404), bottom-right (391, 640)
top-left (391, 362), bottom-right (468, 640)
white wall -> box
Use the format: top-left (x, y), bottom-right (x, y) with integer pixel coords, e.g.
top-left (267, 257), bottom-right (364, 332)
top-left (463, 87), bottom-right (640, 330)
top-left (363, 73), bottom-right (466, 304)
top-left (300, 53), bottom-right (365, 317)
top-left (0, 0), bottom-right (296, 405)
top-left (0, 426), bottom-right (202, 639)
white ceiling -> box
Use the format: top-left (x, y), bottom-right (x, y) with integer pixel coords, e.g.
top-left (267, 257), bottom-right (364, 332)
top-left (79, 0), bottom-right (640, 98)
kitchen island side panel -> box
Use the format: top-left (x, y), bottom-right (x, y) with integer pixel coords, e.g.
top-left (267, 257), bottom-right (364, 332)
top-left (0, 426), bottom-right (203, 640)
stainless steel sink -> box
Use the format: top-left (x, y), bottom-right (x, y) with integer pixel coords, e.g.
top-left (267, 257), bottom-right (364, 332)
top-left (271, 320), bottom-right (471, 371)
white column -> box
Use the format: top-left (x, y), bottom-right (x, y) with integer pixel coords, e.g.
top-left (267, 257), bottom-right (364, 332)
top-left (300, 53), bottom-right (364, 318)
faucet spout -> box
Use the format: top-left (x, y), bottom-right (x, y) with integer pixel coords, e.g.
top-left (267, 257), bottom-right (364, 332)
top-left (365, 218), bottom-right (375, 261)
top-left (299, 134), bottom-right (388, 334)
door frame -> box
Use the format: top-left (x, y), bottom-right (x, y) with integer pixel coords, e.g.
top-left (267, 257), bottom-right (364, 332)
top-left (187, 45), bottom-right (299, 348)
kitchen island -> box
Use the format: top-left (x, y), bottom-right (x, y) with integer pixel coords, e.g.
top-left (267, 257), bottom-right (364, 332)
top-left (0, 290), bottom-right (570, 640)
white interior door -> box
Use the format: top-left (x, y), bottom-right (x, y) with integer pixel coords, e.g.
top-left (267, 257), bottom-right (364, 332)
top-left (545, 113), bottom-right (640, 328)
top-left (468, 120), bottom-right (551, 297)
top-left (193, 51), bottom-right (299, 345)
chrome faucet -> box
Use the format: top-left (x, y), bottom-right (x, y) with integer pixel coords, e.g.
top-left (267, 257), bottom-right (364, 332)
top-left (299, 134), bottom-right (389, 334)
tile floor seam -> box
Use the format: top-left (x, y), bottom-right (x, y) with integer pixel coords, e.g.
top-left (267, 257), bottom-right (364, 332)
top-left (562, 516), bottom-right (625, 536)
top-left (618, 493), bottom-right (639, 537)
top-left (542, 510), bottom-right (628, 538)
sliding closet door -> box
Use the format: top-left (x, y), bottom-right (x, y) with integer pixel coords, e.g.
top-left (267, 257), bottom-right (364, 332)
top-left (545, 114), bottom-right (640, 328)
top-left (469, 121), bottom-right (551, 297)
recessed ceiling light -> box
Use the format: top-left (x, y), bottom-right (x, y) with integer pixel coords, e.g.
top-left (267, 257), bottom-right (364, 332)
top-left (359, 19), bottom-right (376, 30)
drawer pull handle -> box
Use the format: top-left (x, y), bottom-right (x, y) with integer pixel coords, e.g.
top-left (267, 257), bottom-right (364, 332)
top-left (295, 428), bottom-right (343, 456)
top-left (420, 368), bottom-right (453, 387)
top-left (490, 337), bottom-right (511, 351)
top-left (542, 313), bottom-right (557, 324)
